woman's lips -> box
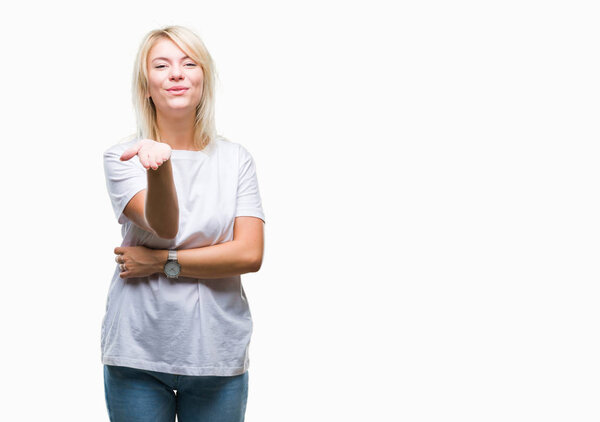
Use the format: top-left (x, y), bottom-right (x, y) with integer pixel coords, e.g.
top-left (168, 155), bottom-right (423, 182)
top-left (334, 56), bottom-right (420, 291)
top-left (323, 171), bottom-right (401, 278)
top-left (167, 88), bottom-right (188, 95)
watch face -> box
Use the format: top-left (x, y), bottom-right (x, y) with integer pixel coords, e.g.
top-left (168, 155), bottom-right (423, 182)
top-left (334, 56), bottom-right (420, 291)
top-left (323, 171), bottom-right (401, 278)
top-left (165, 261), bottom-right (181, 277)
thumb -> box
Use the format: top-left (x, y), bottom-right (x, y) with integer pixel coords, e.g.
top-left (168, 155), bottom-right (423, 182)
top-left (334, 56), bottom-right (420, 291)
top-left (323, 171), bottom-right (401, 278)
top-left (120, 142), bottom-right (141, 161)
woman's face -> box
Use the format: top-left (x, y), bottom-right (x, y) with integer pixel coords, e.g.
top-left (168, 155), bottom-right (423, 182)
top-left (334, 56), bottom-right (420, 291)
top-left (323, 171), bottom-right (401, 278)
top-left (146, 38), bottom-right (204, 117)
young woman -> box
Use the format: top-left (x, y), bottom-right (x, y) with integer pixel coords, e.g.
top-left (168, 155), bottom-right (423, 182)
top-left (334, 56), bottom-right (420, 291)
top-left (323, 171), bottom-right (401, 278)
top-left (101, 25), bottom-right (265, 422)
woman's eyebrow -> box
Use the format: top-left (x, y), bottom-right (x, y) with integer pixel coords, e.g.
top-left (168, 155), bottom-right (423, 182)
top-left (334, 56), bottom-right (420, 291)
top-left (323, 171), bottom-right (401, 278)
top-left (151, 56), bottom-right (192, 62)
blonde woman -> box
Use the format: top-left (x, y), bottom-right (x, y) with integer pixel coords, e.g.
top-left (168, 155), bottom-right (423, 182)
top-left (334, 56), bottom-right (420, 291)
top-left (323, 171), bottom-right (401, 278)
top-left (101, 25), bottom-right (265, 422)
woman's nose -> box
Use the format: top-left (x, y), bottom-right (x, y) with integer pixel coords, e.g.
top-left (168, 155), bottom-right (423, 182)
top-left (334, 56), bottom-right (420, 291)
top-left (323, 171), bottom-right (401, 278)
top-left (169, 65), bottom-right (184, 80)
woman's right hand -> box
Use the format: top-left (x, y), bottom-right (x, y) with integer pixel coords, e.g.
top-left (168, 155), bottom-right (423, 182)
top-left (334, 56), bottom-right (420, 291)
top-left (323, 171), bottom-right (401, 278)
top-left (120, 139), bottom-right (172, 170)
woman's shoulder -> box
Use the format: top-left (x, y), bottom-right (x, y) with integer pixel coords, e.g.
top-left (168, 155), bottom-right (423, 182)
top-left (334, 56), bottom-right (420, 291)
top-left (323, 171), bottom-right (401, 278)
top-left (213, 135), bottom-right (252, 156)
top-left (212, 135), bottom-right (249, 158)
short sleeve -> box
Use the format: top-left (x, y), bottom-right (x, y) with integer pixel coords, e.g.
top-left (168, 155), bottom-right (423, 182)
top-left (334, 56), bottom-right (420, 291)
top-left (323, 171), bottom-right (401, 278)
top-left (103, 145), bottom-right (147, 225)
top-left (235, 145), bottom-right (266, 223)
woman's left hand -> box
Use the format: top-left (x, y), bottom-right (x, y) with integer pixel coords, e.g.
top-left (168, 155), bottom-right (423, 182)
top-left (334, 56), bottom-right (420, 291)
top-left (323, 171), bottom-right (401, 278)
top-left (114, 246), bottom-right (163, 279)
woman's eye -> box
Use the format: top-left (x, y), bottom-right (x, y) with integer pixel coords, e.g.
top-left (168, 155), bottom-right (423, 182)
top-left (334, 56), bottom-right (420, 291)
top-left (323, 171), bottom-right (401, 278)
top-left (154, 63), bottom-right (195, 69)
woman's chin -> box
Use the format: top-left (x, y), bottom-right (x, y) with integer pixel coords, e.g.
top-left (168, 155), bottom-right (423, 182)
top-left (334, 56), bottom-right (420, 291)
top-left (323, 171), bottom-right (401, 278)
top-left (157, 103), bottom-right (198, 116)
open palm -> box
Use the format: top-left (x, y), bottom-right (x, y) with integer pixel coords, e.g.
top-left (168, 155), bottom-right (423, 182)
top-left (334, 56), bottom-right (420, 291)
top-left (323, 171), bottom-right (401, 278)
top-left (121, 139), bottom-right (172, 170)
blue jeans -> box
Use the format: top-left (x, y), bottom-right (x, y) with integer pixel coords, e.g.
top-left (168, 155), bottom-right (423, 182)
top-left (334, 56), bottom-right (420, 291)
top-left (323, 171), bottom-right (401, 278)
top-left (103, 364), bottom-right (249, 422)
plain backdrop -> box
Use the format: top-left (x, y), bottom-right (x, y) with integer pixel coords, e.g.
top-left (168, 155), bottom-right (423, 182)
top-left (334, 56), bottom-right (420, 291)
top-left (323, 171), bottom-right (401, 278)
top-left (0, 0), bottom-right (598, 421)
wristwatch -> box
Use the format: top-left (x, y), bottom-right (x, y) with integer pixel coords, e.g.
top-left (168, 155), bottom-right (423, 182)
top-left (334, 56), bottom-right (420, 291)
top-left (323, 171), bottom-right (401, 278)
top-left (164, 250), bottom-right (181, 279)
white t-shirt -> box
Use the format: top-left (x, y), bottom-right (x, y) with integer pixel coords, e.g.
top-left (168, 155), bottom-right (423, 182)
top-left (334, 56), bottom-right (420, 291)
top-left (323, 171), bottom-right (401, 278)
top-left (100, 136), bottom-right (265, 376)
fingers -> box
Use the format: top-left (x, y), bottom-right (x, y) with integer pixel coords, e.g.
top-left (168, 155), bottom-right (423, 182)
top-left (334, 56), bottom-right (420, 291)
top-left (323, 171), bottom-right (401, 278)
top-left (114, 250), bottom-right (125, 273)
top-left (116, 256), bottom-right (130, 278)
top-left (149, 155), bottom-right (159, 171)
top-left (117, 255), bottom-right (129, 277)
top-left (146, 156), bottom-right (168, 171)
top-left (140, 151), bottom-right (151, 169)
top-left (146, 149), bottom-right (171, 171)
top-left (114, 246), bottom-right (130, 278)
top-left (120, 142), bottom-right (142, 161)
top-left (121, 139), bottom-right (172, 170)
top-left (139, 148), bottom-right (163, 170)
top-left (149, 143), bottom-right (172, 170)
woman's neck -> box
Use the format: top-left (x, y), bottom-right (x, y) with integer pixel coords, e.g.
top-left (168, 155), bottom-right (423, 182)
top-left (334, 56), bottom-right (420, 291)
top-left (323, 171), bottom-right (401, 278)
top-left (156, 111), bottom-right (198, 150)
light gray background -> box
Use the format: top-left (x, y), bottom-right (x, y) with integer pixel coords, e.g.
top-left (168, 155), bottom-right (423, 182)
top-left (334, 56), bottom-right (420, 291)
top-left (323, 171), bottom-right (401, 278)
top-left (0, 0), bottom-right (598, 421)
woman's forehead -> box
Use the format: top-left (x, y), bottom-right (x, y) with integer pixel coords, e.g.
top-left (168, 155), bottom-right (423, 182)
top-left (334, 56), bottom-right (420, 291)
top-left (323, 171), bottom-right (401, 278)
top-left (149, 38), bottom-right (187, 60)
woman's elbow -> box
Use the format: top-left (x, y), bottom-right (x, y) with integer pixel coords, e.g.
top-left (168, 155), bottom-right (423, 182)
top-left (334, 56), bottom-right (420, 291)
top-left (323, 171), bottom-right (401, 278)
top-left (248, 255), bottom-right (263, 273)
top-left (154, 225), bottom-right (179, 239)
top-left (149, 218), bottom-right (179, 239)
top-left (157, 231), bottom-right (178, 240)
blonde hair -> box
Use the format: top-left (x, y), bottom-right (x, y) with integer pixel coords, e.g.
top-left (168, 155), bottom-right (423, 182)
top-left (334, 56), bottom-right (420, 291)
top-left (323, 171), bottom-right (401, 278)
top-left (131, 25), bottom-right (218, 151)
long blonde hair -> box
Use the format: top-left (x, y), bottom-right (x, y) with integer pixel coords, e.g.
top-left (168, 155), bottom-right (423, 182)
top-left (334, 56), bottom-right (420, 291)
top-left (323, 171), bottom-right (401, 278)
top-left (131, 25), bottom-right (218, 150)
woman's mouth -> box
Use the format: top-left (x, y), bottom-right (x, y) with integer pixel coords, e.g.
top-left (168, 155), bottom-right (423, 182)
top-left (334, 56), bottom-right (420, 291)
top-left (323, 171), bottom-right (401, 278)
top-left (167, 88), bottom-right (189, 95)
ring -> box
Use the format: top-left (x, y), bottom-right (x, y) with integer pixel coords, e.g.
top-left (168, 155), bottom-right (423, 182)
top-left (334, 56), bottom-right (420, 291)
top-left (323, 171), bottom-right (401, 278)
top-left (120, 263), bottom-right (127, 271)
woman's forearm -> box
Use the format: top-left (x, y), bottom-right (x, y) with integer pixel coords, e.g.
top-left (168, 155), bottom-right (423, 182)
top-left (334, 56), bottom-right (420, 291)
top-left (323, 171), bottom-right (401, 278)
top-left (150, 240), bottom-right (260, 279)
top-left (146, 159), bottom-right (179, 239)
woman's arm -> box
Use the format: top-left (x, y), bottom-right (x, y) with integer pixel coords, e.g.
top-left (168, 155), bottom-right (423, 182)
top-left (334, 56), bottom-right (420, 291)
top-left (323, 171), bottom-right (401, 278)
top-left (115, 217), bottom-right (264, 279)
top-left (121, 139), bottom-right (179, 239)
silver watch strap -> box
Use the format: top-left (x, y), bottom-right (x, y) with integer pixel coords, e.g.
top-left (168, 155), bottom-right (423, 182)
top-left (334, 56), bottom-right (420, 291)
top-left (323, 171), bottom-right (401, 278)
top-left (168, 250), bottom-right (178, 261)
